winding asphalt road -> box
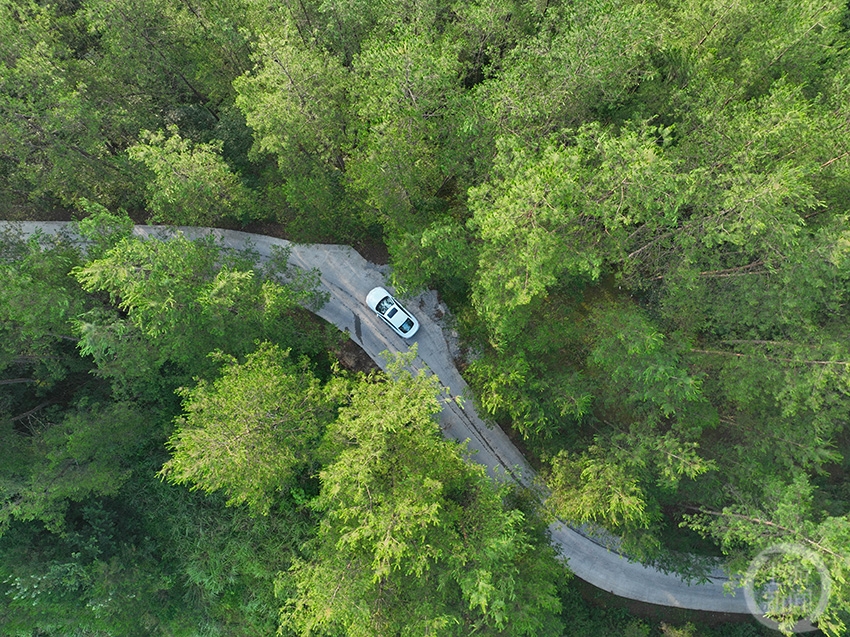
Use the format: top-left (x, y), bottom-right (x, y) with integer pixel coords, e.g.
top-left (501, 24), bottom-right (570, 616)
top-left (5, 222), bottom-right (758, 617)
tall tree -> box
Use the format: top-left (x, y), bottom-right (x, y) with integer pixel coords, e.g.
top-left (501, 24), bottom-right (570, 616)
top-left (128, 125), bottom-right (255, 225)
top-left (468, 124), bottom-right (680, 345)
top-left (544, 301), bottom-right (718, 556)
top-left (82, 0), bottom-right (251, 127)
top-left (475, 0), bottom-right (661, 140)
top-left (662, 0), bottom-right (845, 108)
top-left (347, 26), bottom-right (463, 228)
top-left (0, 0), bottom-right (135, 209)
top-left (70, 225), bottom-right (325, 403)
top-left (160, 343), bottom-right (336, 514)
top-left (233, 20), bottom-right (353, 238)
top-left (0, 402), bottom-right (149, 536)
top-left (685, 474), bottom-right (850, 637)
top-left (0, 230), bottom-right (89, 392)
top-left (282, 354), bottom-right (564, 636)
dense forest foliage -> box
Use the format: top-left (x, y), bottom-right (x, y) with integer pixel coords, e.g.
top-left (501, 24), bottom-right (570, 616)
top-left (2, 0), bottom-right (850, 634)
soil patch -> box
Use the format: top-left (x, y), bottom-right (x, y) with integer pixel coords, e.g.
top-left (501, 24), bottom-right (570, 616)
top-left (350, 237), bottom-right (390, 265)
top-left (334, 335), bottom-right (381, 374)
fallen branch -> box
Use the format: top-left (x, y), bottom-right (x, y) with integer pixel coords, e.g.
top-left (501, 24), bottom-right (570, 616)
top-left (691, 349), bottom-right (850, 366)
top-left (821, 150), bottom-right (850, 169)
top-left (689, 506), bottom-right (846, 561)
top-left (10, 401), bottom-right (53, 423)
top-left (698, 260), bottom-right (766, 277)
top-left (0, 378), bottom-right (36, 386)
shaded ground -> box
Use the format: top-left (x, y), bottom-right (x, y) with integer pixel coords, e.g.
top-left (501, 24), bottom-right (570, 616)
top-left (333, 335), bottom-right (381, 374)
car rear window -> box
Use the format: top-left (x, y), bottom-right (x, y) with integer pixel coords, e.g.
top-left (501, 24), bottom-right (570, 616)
top-left (400, 319), bottom-right (414, 332)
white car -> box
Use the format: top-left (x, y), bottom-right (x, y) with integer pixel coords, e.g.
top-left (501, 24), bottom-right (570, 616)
top-left (365, 287), bottom-right (420, 339)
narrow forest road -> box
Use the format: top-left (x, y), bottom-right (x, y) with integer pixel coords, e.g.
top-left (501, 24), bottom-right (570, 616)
top-left (7, 221), bottom-right (753, 616)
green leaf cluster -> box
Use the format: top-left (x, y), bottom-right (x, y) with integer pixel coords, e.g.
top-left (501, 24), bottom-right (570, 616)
top-left (7, 0), bottom-right (850, 633)
top-left (283, 360), bottom-right (564, 636)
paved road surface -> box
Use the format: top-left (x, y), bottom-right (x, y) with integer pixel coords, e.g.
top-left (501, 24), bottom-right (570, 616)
top-left (5, 221), bottom-right (760, 617)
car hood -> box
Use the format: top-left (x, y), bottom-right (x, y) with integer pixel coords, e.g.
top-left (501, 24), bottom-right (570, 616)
top-left (366, 286), bottom-right (390, 311)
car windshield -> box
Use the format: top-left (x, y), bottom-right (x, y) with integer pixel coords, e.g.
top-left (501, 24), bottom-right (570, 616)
top-left (375, 296), bottom-right (393, 314)
top-left (400, 318), bottom-right (414, 333)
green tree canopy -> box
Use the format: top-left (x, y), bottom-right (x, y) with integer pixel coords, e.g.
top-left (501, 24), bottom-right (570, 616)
top-left (160, 343), bottom-right (337, 514)
top-left (475, 0), bottom-right (661, 140)
top-left (346, 24), bottom-right (464, 257)
top-left (70, 229), bottom-right (324, 399)
top-left (283, 354), bottom-right (564, 636)
top-left (128, 125), bottom-right (255, 225)
top-left (468, 124), bottom-right (680, 345)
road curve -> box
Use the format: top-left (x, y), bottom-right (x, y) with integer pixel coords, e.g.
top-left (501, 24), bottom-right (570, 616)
top-left (4, 221), bottom-right (754, 616)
